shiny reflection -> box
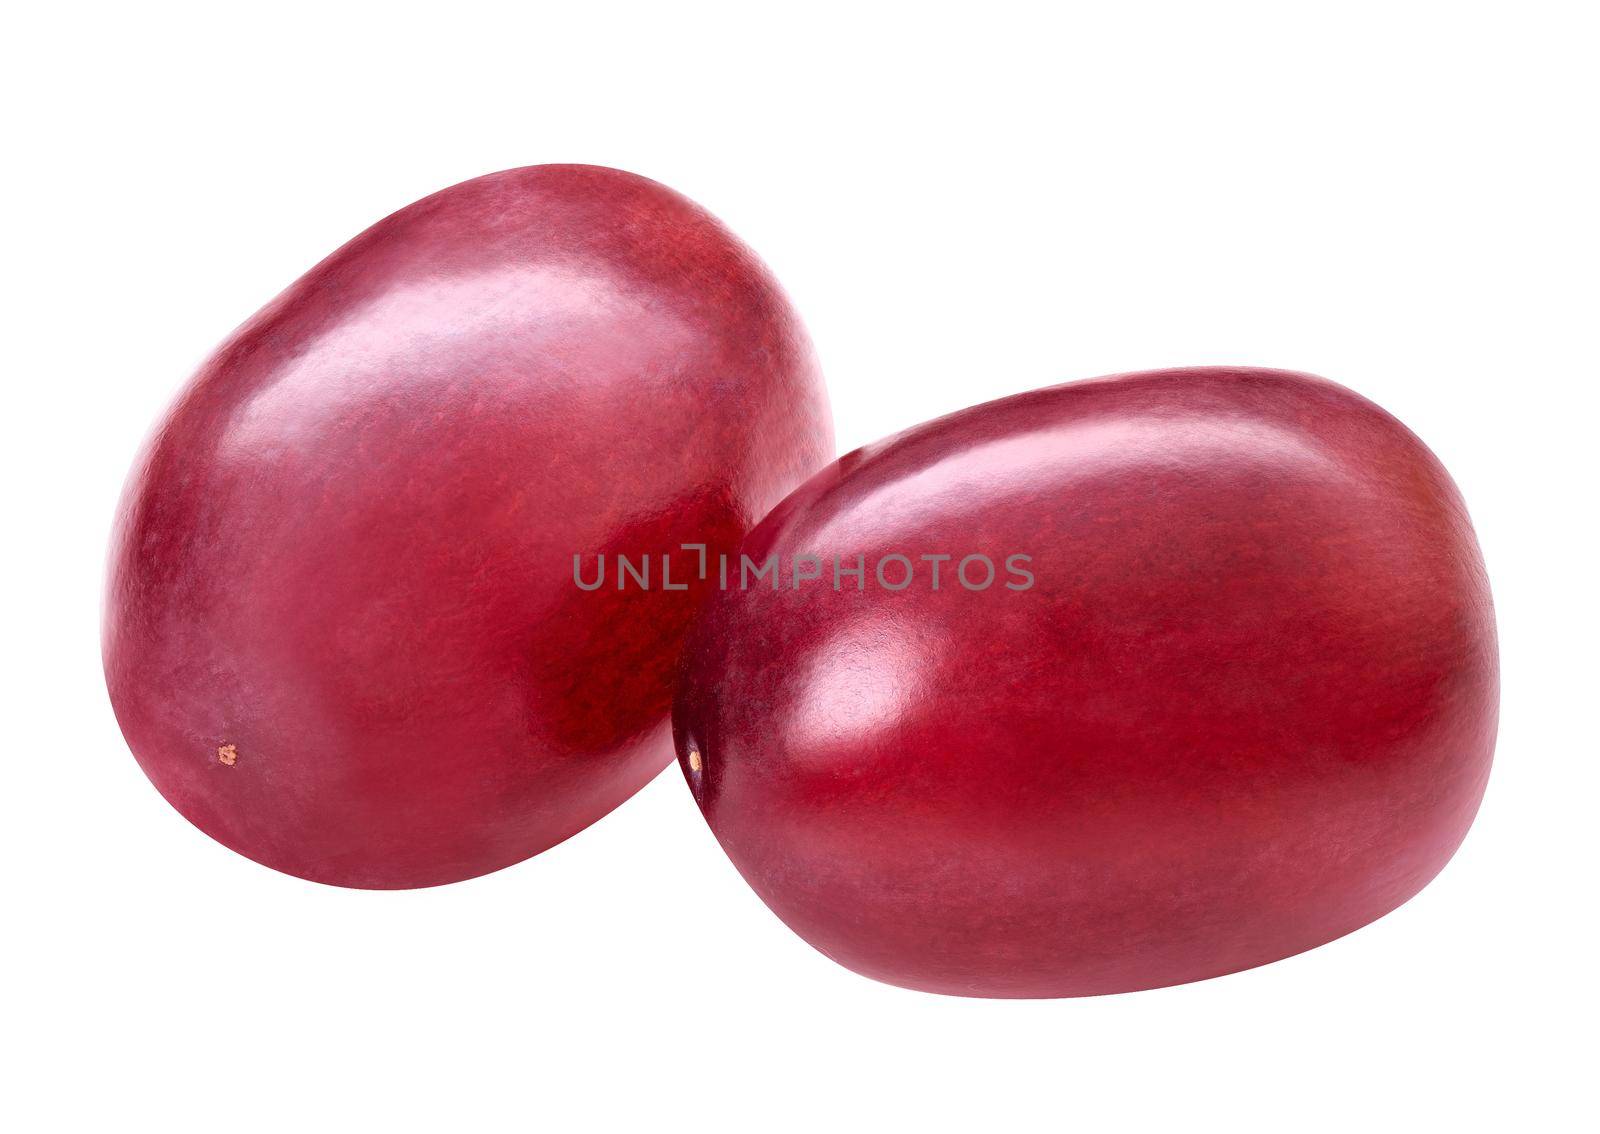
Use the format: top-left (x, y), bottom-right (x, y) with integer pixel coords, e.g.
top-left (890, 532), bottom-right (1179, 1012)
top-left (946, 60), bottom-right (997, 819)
top-left (782, 613), bottom-right (934, 760)
top-left (805, 412), bottom-right (1352, 550)
top-left (231, 262), bottom-right (681, 448)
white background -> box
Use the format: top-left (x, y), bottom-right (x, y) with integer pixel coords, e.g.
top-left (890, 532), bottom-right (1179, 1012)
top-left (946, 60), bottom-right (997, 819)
top-left (5, 3), bottom-right (1596, 1130)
